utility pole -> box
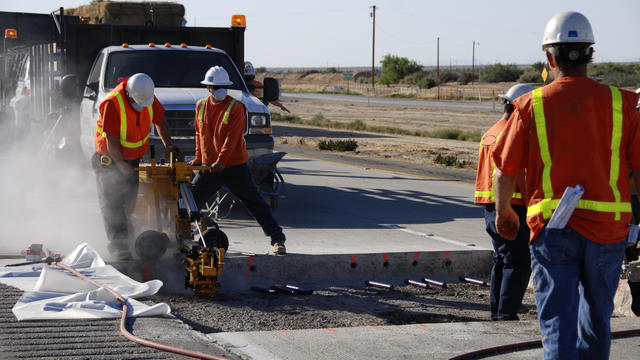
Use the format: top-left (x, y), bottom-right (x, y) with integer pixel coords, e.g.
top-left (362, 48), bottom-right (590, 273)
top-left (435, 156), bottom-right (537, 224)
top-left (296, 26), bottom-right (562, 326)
top-left (471, 40), bottom-right (475, 85)
top-left (437, 37), bottom-right (440, 100)
top-left (370, 5), bottom-right (376, 94)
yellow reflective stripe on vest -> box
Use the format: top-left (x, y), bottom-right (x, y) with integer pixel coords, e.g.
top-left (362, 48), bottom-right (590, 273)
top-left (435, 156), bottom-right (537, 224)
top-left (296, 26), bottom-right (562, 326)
top-left (198, 98), bottom-right (207, 125)
top-left (97, 91), bottom-right (153, 149)
top-left (527, 86), bottom-right (628, 219)
top-left (198, 98), bottom-right (236, 125)
top-left (608, 86), bottom-right (623, 220)
top-left (223, 99), bottom-right (236, 124)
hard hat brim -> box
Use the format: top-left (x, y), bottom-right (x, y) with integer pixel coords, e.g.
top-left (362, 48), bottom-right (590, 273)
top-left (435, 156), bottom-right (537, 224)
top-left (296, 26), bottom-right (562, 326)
top-left (136, 97), bottom-right (154, 108)
top-left (201, 80), bottom-right (233, 86)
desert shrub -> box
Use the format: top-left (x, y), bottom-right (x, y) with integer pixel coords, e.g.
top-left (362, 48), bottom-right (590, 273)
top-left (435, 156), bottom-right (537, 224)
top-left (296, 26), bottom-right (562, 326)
top-left (589, 62), bottom-right (640, 87)
top-left (346, 120), bottom-right (367, 131)
top-left (325, 67), bottom-right (338, 73)
top-left (429, 128), bottom-right (482, 142)
top-left (308, 113), bottom-right (331, 127)
top-left (299, 70), bottom-right (320, 78)
top-left (458, 72), bottom-right (473, 85)
top-left (318, 139), bottom-right (358, 151)
top-left (378, 54), bottom-right (422, 84)
top-left (438, 70), bottom-right (459, 83)
top-left (434, 154), bottom-right (467, 168)
top-left (519, 71), bottom-right (543, 83)
top-left (418, 77), bottom-right (436, 89)
top-left (271, 112), bottom-right (303, 124)
top-left (481, 63), bottom-right (524, 83)
top-left (530, 61), bottom-right (546, 72)
top-left (255, 66), bottom-right (267, 73)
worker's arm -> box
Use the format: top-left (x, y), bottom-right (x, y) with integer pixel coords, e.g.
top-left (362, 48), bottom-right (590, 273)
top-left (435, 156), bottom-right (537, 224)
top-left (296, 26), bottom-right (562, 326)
top-left (633, 170), bottom-right (640, 251)
top-left (154, 118), bottom-right (179, 157)
top-left (270, 100), bottom-right (290, 113)
top-left (494, 169), bottom-right (519, 240)
top-left (105, 133), bottom-right (133, 176)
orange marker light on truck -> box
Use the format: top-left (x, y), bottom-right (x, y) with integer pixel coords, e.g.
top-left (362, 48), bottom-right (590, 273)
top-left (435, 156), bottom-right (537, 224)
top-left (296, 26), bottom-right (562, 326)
top-left (122, 43), bottom-right (129, 48)
top-left (231, 15), bottom-right (246, 27)
top-left (4, 29), bottom-right (18, 39)
top-left (205, 44), bottom-right (213, 49)
top-left (148, 42), bottom-right (156, 47)
top-left (165, 42), bottom-right (171, 47)
top-left (180, 43), bottom-right (187, 48)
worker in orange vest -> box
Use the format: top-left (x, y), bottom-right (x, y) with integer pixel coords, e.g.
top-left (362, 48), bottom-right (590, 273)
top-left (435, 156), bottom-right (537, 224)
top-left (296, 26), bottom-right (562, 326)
top-left (475, 83), bottom-right (534, 321)
top-left (244, 61), bottom-right (290, 113)
top-left (189, 66), bottom-right (287, 255)
top-left (492, 12), bottom-right (640, 359)
top-left (93, 73), bottom-right (177, 260)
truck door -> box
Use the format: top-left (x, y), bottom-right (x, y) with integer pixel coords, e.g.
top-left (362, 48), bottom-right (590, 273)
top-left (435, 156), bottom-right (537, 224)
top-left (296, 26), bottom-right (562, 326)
top-left (79, 52), bottom-right (104, 158)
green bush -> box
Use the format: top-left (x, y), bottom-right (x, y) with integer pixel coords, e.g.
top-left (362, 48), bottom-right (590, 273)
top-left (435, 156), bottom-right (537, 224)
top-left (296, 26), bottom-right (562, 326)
top-left (439, 70), bottom-right (459, 83)
top-left (379, 54), bottom-right (422, 85)
top-left (308, 113), bottom-right (331, 127)
top-left (481, 63), bottom-right (524, 83)
top-left (589, 62), bottom-right (640, 87)
top-left (530, 61), bottom-right (546, 72)
top-left (458, 72), bottom-right (473, 85)
top-left (325, 67), bottom-right (338, 73)
top-left (434, 154), bottom-right (466, 168)
top-left (346, 120), bottom-right (367, 131)
top-left (255, 66), bottom-right (267, 74)
top-left (318, 139), bottom-right (358, 151)
top-left (418, 77), bottom-right (437, 89)
top-left (271, 112), bottom-right (303, 124)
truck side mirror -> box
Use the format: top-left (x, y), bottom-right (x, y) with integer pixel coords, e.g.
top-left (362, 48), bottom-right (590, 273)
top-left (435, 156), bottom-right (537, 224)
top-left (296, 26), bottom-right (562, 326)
top-left (61, 74), bottom-right (78, 99)
top-left (84, 81), bottom-right (98, 101)
top-left (262, 77), bottom-right (280, 102)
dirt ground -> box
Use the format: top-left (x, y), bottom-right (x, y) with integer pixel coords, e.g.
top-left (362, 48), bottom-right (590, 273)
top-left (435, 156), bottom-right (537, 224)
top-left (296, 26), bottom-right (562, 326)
top-left (263, 72), bottom-right (507, 171)
top-left (151, 284), bottom-right (538, 333)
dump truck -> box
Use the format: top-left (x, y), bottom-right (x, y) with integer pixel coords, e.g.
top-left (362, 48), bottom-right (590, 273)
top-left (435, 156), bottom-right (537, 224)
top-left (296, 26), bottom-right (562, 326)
top-left (0, 6), bottom-right (280, 178)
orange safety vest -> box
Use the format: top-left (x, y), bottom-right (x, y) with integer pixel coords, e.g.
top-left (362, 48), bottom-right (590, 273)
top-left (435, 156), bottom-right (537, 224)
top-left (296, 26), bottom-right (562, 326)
top-left (94, 81), bottom-right (154, 160)
top-left (527, 86), bottom-right (630, 221)
top-left (474, 120), bottom-right (523, 205)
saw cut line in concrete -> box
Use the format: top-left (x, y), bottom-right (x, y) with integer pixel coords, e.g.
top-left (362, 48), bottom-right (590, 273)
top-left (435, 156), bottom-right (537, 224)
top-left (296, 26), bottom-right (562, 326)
top-left (379, 224), bottom-right (488, 250)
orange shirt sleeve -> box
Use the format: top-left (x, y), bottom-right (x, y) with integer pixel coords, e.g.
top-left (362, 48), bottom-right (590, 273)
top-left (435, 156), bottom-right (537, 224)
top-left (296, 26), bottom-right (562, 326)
top-left (493, 106), bottom-right (528, 176)
top-left (100, 99), bottom-right (121, 136)
top-left (216, 102), bottom-right (245, 165)
top-left (623, 91), bottom-right (640, 170)
top-left (151, 96), bottom-right (165, 125)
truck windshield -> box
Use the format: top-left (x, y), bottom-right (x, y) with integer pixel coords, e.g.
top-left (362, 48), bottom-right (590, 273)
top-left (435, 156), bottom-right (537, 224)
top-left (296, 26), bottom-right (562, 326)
top-left (104, 50), bottom-right (245, 89)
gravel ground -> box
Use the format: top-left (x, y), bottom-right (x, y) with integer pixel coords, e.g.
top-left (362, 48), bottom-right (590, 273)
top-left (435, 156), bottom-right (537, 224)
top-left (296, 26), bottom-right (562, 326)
top-left (148, 283), bottom-right (538, 333)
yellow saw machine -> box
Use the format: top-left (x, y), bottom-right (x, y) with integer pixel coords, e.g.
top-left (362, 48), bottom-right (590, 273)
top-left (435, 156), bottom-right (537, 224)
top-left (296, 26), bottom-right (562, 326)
top-left (133, 148), bottom-right (228, 295)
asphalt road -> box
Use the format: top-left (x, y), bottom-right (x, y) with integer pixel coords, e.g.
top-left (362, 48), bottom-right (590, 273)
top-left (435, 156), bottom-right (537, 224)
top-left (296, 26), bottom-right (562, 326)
top-left (281, 92), bottom-right (497, 111)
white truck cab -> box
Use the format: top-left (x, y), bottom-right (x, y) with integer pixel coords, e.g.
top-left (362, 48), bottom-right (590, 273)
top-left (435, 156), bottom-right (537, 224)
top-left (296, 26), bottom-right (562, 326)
top-left (79, 43), bottom-right (275, 162)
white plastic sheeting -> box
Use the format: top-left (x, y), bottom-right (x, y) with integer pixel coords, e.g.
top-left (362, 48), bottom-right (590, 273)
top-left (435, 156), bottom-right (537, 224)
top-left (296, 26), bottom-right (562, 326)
top-left (0, 243), bottom-right (170, 321)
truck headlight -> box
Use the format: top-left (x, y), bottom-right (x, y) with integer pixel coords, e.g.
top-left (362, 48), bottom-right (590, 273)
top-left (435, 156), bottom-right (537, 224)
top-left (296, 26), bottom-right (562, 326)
top-left (248, 113), bottom-right (272, 134)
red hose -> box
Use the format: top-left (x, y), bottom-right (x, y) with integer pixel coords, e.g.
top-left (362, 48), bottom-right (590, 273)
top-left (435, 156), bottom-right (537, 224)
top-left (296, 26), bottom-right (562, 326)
top-left (54, 262), bottom-right (229, 360)
top-left (448, 328), bottom-right (640, 360)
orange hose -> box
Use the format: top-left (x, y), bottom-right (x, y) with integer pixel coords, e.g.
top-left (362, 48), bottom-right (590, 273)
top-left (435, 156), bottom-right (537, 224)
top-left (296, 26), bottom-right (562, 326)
top-left (54, 262), bottom-right (229, 360)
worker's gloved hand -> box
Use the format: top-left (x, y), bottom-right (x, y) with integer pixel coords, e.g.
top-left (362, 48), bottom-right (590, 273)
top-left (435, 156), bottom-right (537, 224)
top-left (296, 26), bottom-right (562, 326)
top-left (166, 145), bottom-right (183, 161)
top-left (188, 159), bottom-right (201, 166)
top-left (210, 162), bottom-right (224, 173)
top-left (495, 207), bottom-right (520, 240)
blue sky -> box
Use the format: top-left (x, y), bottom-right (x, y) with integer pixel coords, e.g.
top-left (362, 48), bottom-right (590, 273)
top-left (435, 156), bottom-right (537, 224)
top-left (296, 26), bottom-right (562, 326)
top-left (2, 0), bottom-right (638, 67)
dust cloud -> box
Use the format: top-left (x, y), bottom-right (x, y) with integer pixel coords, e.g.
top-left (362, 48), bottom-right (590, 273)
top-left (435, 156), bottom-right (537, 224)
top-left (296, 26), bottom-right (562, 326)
top-left (0, 112), bottom-right (110, 259)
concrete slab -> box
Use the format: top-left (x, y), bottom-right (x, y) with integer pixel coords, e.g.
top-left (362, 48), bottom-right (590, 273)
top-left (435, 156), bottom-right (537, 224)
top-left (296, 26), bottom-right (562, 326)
top-left (210, 317), bottom-right (640, 360)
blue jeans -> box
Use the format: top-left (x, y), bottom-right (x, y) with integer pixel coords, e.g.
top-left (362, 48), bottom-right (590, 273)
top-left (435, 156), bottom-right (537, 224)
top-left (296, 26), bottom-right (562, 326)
top-left (485, 204), bottom-right (531, 320)
top-left (530, 226), bottom-right (626, 360)
top-left (191, 163), bottom-right (285, 244)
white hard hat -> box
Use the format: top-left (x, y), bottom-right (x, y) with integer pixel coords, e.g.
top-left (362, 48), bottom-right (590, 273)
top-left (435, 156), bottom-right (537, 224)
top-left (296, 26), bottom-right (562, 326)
top-left (201, 66), bottom-right (233, 86)
top-left (499, 84), bottom-right (536, 102)
top-left (244, 61), bottom-right (255, 76)
top-left (542, 11), bottom-right (594, 47)
top-left (126, 73), bottom-right (155, 107)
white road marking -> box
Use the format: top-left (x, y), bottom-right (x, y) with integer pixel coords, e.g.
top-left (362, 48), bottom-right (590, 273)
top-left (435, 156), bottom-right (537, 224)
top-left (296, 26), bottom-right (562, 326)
top-left (379, 224), bottom-right (488, 250)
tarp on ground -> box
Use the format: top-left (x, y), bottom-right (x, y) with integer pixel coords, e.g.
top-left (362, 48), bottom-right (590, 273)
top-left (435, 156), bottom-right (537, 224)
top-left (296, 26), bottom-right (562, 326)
top-left (0, 243), bottom-right (170, 321)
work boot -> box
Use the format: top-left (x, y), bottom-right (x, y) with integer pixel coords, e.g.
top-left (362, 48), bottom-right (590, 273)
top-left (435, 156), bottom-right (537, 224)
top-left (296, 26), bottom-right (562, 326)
top-left (269, 242), bottom-right (286, 255)
top-left (628, 260), bottom-right (640, 316)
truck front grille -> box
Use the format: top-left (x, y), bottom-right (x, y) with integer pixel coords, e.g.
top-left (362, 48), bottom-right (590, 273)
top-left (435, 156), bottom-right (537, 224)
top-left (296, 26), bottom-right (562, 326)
top-left (164, 110), bottom-right (196, 138)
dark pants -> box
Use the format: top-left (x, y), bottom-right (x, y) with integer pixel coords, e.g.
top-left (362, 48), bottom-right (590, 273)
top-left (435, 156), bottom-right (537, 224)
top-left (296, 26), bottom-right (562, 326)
top-left (484, 203), bottom-right (531, 320)
top-left (191, 163), bottom-right (284, 244)
top-left (92, 153), bottom-right (139, 254)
